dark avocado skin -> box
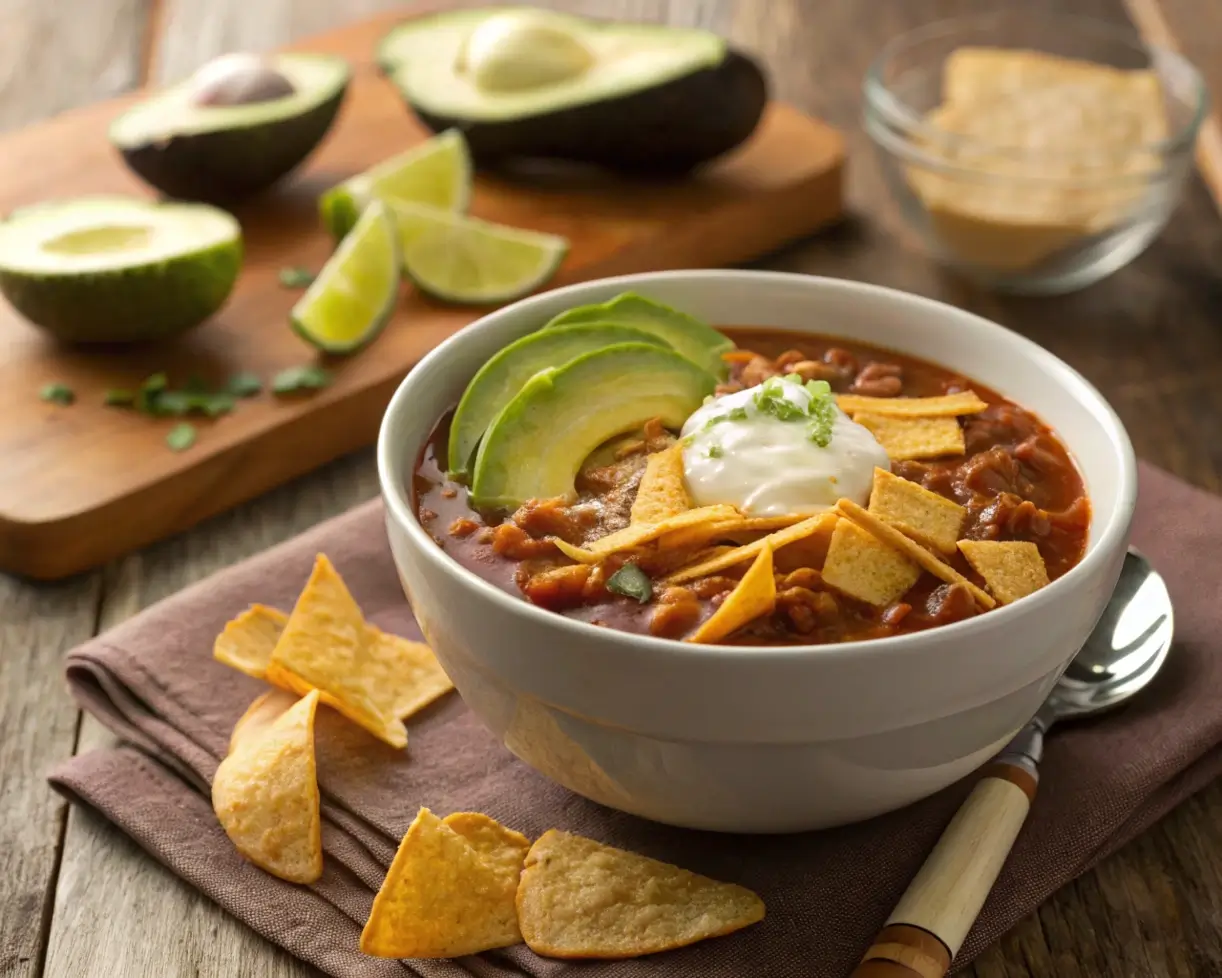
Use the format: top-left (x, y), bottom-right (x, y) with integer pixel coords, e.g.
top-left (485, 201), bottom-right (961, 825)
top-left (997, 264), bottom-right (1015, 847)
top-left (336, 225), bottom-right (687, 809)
top-left (405, 49), bottom-right (767, 174)
top-left (117, 86), bottom-right (348, 204)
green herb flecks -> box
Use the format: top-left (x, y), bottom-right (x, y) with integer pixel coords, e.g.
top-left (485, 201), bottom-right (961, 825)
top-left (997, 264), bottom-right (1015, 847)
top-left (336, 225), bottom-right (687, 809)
top-left (707, 444), bottom-right (724, 459)
top-left (105, 372), bottom-right (244, 420)
top-left (104, 388), bottom-right (136, 406)
top-left (272, 364), bottom-right (333, 396)
top-left (804, 379), bottom-right (836, 447)
top-left (166, 423), bottom-right (197, 452)
top-left (751, 376), bottom-right (838, 446)
top-left (40, 382), bottom-right (75, 405)
top-left (135, 372), bottom-right (169, 413)
top-left (226, 372), bottom-right (263, 398)
top-left (702, 405), bottom-right (749, 431)
top-left (279, 266), bottom-right (316, 288)
top-left (606, 563), bottom-right (653, 604)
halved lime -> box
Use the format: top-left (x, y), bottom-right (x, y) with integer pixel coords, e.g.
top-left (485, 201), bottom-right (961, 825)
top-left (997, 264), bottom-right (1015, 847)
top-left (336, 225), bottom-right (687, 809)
top-left (387, 200), bottom-right (568, 305)
top-left (290, 200), bottom-right (400, 353)
top-left (319, 129), bottom-right (471, 239)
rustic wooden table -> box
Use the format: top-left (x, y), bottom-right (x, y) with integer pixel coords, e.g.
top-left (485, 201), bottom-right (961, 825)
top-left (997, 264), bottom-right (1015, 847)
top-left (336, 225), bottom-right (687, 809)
top-left (4, 0), bottom-right (1222, 976)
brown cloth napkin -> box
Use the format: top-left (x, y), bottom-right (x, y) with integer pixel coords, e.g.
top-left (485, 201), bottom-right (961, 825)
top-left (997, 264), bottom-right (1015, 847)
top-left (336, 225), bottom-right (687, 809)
top-left (49, 461), bottom-right (1222, 978)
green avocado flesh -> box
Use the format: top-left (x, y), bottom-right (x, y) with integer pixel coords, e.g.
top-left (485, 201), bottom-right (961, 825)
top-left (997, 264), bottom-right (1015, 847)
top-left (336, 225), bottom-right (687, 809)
top-left (544, 292), bottom-right (734, 379)
top-left (447, 322), bottom-right (670, 478)
top-left (0, 195), bottom-right (242, 344)
top-left (110, 53), bottom-right (350, 203)
top-left (379, 8), bottom-right (766, 173)
top-left (470, 342), bottom-right (715, 510)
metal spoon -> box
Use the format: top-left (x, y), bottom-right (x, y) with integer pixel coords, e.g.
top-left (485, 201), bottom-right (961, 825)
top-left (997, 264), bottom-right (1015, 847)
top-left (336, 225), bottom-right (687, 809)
top-left (852, 548), bottom-right (1174, 978)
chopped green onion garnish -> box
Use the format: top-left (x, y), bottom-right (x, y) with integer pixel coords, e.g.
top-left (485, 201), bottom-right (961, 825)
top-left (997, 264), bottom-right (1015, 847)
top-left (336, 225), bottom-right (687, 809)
top-left (279, 266), bottom-right (316, 288)
top-left (166, 423), bottom-right (197, 452)
top-left (40, 382), bottom-right (74, 405)
top-left (226, 372), bottom-right (263, 398)
top-left (606, 563), bottom-right (653, 604)
top-left (707, 444), bottom-right (724, 459)
top-left (272, 364), bottom-right (333, 395)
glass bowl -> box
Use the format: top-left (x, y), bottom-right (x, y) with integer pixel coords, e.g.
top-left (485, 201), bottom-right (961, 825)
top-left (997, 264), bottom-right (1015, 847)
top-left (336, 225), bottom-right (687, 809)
top-left (863, 12), bottom-right (1207, 295)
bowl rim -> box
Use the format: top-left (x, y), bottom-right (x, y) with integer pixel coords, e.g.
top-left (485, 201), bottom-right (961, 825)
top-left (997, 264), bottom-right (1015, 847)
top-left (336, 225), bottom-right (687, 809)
top-left (377, 269), bottom-right (1137, 666)
top-left (861, 10), bottom-right (1208, 171)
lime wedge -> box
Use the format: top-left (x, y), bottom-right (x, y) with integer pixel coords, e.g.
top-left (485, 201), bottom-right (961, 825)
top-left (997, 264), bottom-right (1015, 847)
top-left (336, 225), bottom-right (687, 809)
top-left (388, 200), bottom-right (568, 305)
top-left (319, 129), bottom-right (471, 239)
top-left (290, 200), bottom-right (400, 353)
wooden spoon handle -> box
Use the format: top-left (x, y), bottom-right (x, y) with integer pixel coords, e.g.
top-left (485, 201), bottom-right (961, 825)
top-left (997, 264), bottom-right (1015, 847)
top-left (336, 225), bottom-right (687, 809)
top-left (850, 760), bottom-right (1038, 978)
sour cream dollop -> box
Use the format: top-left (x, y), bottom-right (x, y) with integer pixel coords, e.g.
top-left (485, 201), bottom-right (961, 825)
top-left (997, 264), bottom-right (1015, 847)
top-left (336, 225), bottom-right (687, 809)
top-left (680, 378), bottom-right (890, 516)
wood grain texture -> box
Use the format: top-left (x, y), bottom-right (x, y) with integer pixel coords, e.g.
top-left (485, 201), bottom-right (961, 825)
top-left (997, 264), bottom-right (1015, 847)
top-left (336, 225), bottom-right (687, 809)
top-left (11, 1), bottom-right (1222, 977)
top-left (0, 2), bottom-right (148, 975)
top-left (0, 6), bottom-right (844, 581)
top-left (0, 0), bottom-right (150, 132)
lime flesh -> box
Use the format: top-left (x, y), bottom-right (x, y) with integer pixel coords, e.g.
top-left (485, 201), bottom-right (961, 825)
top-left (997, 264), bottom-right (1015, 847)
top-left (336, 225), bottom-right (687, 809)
top-left (388, 199), bottom-right (568, 305)
top-left (319, 129), bottom-right (471, 239)
top-left (291, 200), bottom-right (400, 353)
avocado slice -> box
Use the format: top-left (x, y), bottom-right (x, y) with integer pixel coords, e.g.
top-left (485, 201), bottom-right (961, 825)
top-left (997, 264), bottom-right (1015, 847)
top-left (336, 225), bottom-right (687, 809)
top-left (379, 8), bottom-right (767, 174)
top-left (470, 342), bottom-right (714, 510)
top-left (110, 53), bottom-right (350, 204)
top-left (447, 322), bottom-right (670, 478)
top-left (543, 292), bottom-right (734, 379)
top-left (0, 195), bottom-right (242, 344)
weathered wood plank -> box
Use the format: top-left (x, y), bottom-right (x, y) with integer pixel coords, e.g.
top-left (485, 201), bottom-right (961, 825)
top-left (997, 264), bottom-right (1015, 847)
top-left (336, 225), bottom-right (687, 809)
top-left (0, 0), bottom-right (151, 131)
top-left (0, 1), bottom-right (152, 973)
top-left (0, 575), bottom-right (100, 978)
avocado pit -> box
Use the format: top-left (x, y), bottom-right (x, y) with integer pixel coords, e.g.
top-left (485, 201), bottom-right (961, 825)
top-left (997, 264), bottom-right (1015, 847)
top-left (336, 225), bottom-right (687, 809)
top-left (457, 10), bottom-right (594, 93)
top-left (189, 52), bottom-right (297, 107)
top-left (109, 52), bottom-right (351, 203)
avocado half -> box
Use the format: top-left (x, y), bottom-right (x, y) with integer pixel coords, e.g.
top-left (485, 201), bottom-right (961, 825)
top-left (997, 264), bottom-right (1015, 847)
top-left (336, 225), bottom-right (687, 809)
top-left (110, 53), bottom-right (351, 204)
top-left (0, 195), bottom-right (242, 344)
top-left (378, 8), bottom-right (768, 174)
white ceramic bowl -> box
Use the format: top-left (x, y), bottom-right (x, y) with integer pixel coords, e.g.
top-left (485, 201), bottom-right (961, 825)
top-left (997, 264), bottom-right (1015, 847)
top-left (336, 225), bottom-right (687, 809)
top-left (377, 270), bottom-right (1136, 833)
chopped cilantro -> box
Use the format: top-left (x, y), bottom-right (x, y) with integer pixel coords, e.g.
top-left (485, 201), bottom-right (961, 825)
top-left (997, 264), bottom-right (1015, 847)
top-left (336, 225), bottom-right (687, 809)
top-left (103, 388), bottom-right (136, 406)
top-left (728, 406), bottom-right (748, 421)
top-left (226, 371), bottom-right (263, 398)
top-left (135, 372), bottom-right (168, 413)
top-left (707, 444), bottom-right (724, 458)
top-left (166, 423), bottom-right (197, 452)
top-left (607, 563), bottom-right (653, 604)
top-left (39, 382), bottom-right (74, 405)
top-left (749, 375), bottom-right (838, 447)
top-left (279, 266), bottom-right (316, 288)
top-left (272, 364), bottom-right (333, 395)
top-left (753, 377), bottom-right (807, 421)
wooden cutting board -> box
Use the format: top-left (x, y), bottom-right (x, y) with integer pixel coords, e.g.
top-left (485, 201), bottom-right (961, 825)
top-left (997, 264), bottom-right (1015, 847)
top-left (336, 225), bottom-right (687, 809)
top-left (0, 10), bottom-right (845, 582)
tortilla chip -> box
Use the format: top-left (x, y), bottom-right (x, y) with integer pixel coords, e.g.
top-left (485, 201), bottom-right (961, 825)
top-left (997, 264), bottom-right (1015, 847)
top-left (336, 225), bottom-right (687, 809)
top-left (821, 517), bottom-right (920, 607)
top-left (868, 467), bottom-right (966, 554)
top-left (855, 413), bottom-right (966, 461)
top-left (212, 604), bottom-right (288, 678)
top-left (442, 812), bottom-right (530, 889)
top-left (228, 688), bottom-right (300, 754)
top-left (837, 391), bottom-right (988, 417)
top-left (586, 504), bottom-right (739, 557)
top-left (516, 830), bottom-right (765, 958)
top-left (360, 807), bottom-right (521, 958)
top-left (836, 499), bottom-right (996, 609)
top-left (687, 543), bottom-right (777, 644)
top-left (211, 689), bottom-right (322, 884)
top-left (366, 627), bottom-right (455, 722)
top-left (630, 444), bottom-right (691, 524)
top-left (958, 540), bottom-right (1050, 605)
top-left (269, 555), bottom-right (407, 749)
top-left (659, 513), bottom-right (808, 552)
top-left (663, 513), bottom-right (836, 585)
top-left (553, 538), bottom-right (600, 564)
